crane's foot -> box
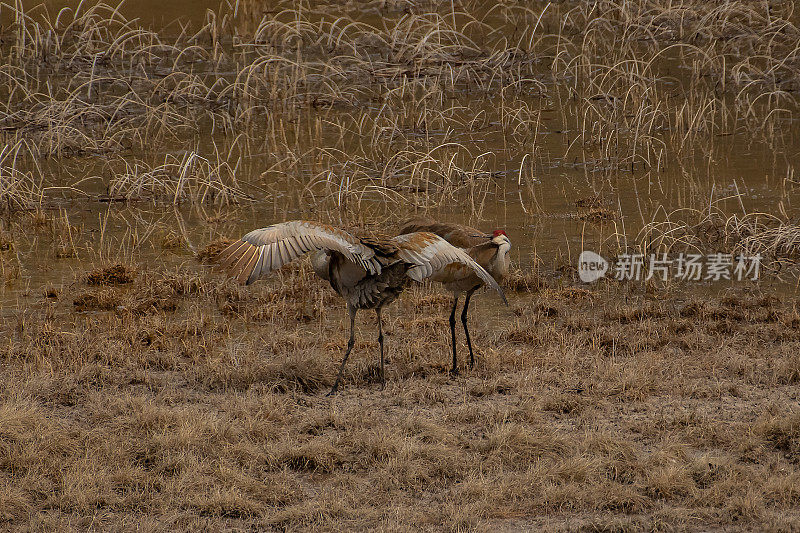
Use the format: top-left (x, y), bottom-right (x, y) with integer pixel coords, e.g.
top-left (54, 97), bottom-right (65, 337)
top-left (449, 367), bottom-right (459, 377)
top-left (326, 383), bottom-right (340, 397)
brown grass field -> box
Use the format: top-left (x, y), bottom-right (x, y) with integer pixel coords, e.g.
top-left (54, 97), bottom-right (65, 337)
top-left (2, 0), bottom-right (800, 530)
top-left (2, 256), bottom-right (800, 531)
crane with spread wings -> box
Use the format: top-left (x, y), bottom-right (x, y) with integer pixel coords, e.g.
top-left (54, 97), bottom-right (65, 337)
top-left (219, 220), bottom-right (507, 395)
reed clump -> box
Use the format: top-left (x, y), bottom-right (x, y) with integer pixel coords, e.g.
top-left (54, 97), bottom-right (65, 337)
top-left (107, 152), bottom-right (249, 205)
top-left (197, 237), bottom-right (235, 263)
top-left (85, 263), bottom-right (136, 285)
top-left (637, 207), bottom-right (800, 280)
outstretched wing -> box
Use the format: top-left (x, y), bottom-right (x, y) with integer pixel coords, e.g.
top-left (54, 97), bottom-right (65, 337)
top-left (393, 232), bottom-right (508, 305)
top-left (219, 221), bottom-right (382, 285)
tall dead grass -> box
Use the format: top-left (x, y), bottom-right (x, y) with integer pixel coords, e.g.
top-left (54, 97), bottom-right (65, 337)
top-left (635, 204), bottom-right (800, 280)
top-left (0, 0), bottom-right (797, 218)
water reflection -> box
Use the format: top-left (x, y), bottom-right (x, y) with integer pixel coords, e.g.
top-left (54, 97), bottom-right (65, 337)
top-left (1, 0), bottom-right (799, 315)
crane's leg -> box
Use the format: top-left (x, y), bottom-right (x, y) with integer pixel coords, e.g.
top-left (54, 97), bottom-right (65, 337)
top-left (328, 305), bottom-right (357, 396)
top-left (449, 295), bottom-right (460, 376)
top-left (462, 288), bottom-right (477, 369)
top-left (376, 308), bottom-right (385, 389)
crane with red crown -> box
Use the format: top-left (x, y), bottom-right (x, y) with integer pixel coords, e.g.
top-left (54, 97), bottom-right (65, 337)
top-left (397, 218), bottom-right (511, 374)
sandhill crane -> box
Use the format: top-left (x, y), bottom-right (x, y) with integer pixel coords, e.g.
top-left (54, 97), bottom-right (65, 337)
top-left (398, 218), bottom-right (511, 374)
top-left (218, 220), bottom-right (507, 395)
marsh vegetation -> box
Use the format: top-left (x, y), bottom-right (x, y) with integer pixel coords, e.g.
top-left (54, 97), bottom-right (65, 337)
top-left (2, 0), bottom-right (800, 530)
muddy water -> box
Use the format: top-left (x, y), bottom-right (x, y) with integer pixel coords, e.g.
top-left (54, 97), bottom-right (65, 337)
top-left (2, 1), bottom-right (799, 317)
top-left (7, 0), bottom-right (223, 28)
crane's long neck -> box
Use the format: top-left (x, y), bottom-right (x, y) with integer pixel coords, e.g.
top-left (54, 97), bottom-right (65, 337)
top-left (468, 240), bottom-right (510, 280)
top-left (492, 240), bottom-right (511, 278)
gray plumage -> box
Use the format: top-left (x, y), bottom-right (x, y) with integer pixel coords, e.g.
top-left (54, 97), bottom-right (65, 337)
top-left (218, 221), bottom-right (506, 394)
top-left (398, 218), bottom-right (512, 374)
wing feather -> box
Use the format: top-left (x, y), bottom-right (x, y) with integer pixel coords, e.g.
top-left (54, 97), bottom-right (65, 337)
top-left (246, 247), bottom-right (267, 285)
top-left (218, 220), bottom-right (382, 285)
top-left (219, 240), bottom-right (249, 270)
top-left (275, 240), bottom-right (289, 265)
top-left (394, 232), bottom-right (507, 305)
top-left (239, 247), bottom-right (261, 284)
top-left (258, 246), bottom-right (272, 278)
top-left (227, 243), bottom-right (257, 281)
top-left (286, 236), bottom-right (304, 258)
top-left (270, 241), bottom-right (282, 271)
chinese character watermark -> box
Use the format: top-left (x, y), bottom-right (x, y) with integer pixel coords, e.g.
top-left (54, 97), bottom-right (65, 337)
top-left (578, 251), bottom-right (762, 283)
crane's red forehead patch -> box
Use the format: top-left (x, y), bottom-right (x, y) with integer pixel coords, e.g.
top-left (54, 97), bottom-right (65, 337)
top-left (492, 230), bottom-right (507, 237)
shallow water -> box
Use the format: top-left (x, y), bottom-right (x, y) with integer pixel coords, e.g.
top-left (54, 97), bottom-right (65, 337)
top-left (2, 0), bottom-right (799, 315)
top-left (6, 0), bottom-right (222, 28)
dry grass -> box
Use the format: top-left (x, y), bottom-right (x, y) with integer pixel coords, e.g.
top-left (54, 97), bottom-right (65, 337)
top-left (196, 237), bottom-right (235, 263)
top-left (108, 153), bottom-right (250, 205)
top-left (2, 260), bottom-right (800, 531)
top-left (0, 0), bottom-right (795, 216)
top-left (0, 0), bottom-right (799, 530)
top-left (636, 207), bottom-right (800, 281)
top-left (503, 266), bottom-right (545, 293)
top-left (85, 264), bottom-right (136, 285)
